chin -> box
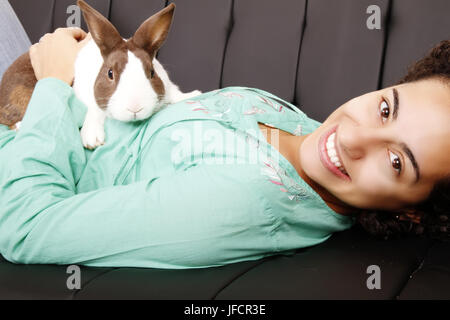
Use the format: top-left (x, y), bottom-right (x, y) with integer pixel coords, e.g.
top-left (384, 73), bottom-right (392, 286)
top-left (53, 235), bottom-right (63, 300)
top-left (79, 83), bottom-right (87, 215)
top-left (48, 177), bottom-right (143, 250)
top-left (110, 112), bottom-right (130, 122)
top-left (138, 109), bottom-right (156, 120)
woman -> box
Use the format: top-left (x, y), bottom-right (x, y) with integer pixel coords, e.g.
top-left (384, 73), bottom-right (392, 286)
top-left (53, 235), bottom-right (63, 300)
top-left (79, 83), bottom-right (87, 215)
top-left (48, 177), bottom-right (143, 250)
top-left (0, 26), bottom-right (449, 269)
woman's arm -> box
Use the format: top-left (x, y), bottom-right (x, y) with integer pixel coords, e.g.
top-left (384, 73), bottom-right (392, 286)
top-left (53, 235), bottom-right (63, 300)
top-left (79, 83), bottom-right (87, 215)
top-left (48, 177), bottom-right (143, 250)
top-left (0, 77), bottom-right (88, 260)
top-left (0, 29), bottom-right (275, 268)
top-left (1, 156), bottom-right (273, 269)
top-left (0, 78), bottom-right (272, 268)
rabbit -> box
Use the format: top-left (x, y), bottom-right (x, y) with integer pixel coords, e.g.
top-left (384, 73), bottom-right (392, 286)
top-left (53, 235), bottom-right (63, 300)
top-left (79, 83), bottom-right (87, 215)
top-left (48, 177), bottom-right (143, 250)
top-left (0, 0), bottom-right (202, 149)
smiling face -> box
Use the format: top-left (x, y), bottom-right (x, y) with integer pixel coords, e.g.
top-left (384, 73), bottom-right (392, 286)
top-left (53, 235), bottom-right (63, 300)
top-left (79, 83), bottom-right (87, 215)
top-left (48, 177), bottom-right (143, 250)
top-left (299, 78), bottom-right (450, 210)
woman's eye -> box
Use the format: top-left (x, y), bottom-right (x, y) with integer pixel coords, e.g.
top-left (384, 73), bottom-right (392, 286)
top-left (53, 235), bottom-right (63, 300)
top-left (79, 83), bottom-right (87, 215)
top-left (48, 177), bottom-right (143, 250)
top-left (389, 150), bottom-right (402, 175)
top-left (379, 99), bottom-right (390, 123)
top-left (107, 69), bottom-right (114, 80)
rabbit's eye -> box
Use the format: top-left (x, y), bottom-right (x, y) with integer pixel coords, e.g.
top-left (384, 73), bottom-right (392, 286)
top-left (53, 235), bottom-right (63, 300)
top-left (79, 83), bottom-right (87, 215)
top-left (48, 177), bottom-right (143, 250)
top-left (107, 69), bottom-right (114, 80)
top-left (150, 69), bottom-right (155, 79)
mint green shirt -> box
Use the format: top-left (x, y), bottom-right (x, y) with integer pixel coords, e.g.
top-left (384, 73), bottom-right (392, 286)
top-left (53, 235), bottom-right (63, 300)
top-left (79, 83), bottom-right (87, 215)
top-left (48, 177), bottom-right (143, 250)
top-left (0, 78), bottom-right (354, 269)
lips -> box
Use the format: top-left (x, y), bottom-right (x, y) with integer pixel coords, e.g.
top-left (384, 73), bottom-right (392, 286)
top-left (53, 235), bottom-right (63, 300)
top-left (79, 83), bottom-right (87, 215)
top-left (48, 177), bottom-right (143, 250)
top-left (319, 125), bottom-right (351, 181)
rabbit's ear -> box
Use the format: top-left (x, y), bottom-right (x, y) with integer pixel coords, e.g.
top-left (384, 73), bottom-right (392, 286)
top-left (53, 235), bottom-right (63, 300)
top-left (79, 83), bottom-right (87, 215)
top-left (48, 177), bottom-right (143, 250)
top-left (77, 0), bottom-right (123, 57)
top-left (132, 3), bottom-right (175, 57)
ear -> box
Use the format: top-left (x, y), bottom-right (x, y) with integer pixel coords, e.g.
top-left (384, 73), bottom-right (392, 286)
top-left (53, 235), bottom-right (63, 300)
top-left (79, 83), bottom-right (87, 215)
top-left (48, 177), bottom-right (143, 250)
top-left (77, 0), bottom-right (124, 57)
top-left (131, 3), bottom-right (175, 56)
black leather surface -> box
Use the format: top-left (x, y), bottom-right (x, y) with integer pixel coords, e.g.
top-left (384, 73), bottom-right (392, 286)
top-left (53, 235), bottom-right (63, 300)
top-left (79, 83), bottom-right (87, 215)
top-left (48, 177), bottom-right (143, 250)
top-left (0, 254), bottom-right (114, 300)
top-left (221, 0), bottom-right (306, 102)
top-left (0, 229), bottom-right (433, 300)
top-left (381, 0), bottom-right (450, 87)
top-left (4, 0), bottom-right (449, 299)
top-left (296, 0), bottom-right (389, 122)
top-left (216, 228), bottom-right (432, 300)
top-left (74, 259), bottom-right (265, 300)
top-left (159, 0), bottom-right (233, 93)
top-left (398, 241), bottom-right (450, 300)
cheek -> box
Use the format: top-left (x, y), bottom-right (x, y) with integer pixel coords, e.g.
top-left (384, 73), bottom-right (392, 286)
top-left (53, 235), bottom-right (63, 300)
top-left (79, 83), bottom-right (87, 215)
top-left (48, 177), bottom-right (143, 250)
top-left (345, 165), bottom-right (416, 209)
top-left (349, 156), bottom-right (393, 193)
top-left (94, 77), bottom-right (117, 110)
top-left (326, 94), bottom-right (379, 129)
top-left (150, 74), bottom-right (165, 98)
top-left (353, 174), bottom-right (390, 198)
top-left (343, 98), bottom-right (375, 124)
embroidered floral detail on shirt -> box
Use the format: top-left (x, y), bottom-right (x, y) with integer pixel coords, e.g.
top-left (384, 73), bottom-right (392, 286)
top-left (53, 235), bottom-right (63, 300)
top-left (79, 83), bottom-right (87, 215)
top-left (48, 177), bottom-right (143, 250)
top-left (188, 98), bottom-right (236, 122)
top-left (243, 106), bottom-right (266, 115)
top-left (257, 95), bottom-right (285, 113)
top-left (260, 157), bottom-right (309, 201)
top-left (219, 91), bottom-right (244, 98)
top-left (244, 132), bottom-right (309, 202)
top-left (186, 100), bottom-right (209, 113)
top-left (211, 100), bottom-right (233, 120)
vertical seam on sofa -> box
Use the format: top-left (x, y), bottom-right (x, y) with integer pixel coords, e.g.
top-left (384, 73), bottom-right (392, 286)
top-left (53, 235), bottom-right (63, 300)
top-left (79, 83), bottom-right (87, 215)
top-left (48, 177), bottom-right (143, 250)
top-left (50, 0), bottom-right (56, 31)
top-left (107, 0), bottom-right (113, 21)
top-left (292, 0), bottom-right (308, 106)
top-left (376, 0), bottom-right (393, 90)
top-left (219, 0), bottom-right (235, 89)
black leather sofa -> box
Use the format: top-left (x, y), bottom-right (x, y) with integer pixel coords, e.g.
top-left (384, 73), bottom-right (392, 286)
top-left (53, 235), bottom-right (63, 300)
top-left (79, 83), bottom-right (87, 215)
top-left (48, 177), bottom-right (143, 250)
top-left (1, 0), bottom-right (449, 300)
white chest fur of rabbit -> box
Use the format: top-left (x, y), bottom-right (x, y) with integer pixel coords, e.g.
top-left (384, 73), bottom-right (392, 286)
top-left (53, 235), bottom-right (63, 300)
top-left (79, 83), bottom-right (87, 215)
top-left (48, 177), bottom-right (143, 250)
top-left (0, 0), bottom-right (200, 149)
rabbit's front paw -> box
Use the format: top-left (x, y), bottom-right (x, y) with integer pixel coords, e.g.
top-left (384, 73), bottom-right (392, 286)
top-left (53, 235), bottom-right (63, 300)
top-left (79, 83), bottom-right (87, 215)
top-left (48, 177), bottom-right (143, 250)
top-left (12, 121), bottom-right (22, 132)
top-left (185, 90), bottom-right (202, 99)
top-left (80, 121), bottom-right (105, 150)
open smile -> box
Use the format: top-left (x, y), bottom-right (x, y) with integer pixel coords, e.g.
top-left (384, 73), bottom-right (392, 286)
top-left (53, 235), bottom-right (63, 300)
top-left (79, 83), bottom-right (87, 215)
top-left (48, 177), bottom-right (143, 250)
top-left (319, 125), bottom-right (351, 181)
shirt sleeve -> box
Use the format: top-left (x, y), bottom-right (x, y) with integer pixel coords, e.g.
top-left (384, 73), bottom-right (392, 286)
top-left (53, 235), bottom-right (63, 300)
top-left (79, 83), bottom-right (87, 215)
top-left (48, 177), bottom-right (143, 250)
top-left (0, 79), bottom-right (275, 269)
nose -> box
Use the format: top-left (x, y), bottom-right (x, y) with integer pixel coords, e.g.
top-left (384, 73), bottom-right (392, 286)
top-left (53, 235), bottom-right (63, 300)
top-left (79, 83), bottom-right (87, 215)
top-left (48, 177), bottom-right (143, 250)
top-left (127, 106), bottom-right (143, 114)
top-left (339, 125), bottom-right (392, 160)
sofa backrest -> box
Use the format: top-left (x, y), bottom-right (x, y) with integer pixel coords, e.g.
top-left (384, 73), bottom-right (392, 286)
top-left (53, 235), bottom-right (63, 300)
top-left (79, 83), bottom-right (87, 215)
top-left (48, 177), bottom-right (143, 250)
top-left (9, 0), bottom-right (450, 122)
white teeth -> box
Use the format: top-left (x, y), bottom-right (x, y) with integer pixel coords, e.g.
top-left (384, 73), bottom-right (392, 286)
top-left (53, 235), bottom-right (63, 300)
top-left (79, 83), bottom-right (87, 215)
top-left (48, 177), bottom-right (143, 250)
top-left (327, 148), bottom-right (337, 157)
top-left (326, 132), bottom-right (347, 175)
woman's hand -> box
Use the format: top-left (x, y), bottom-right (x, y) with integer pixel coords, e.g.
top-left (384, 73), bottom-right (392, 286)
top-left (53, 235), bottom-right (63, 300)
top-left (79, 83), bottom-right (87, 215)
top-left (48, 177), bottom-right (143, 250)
top-left (29, 27), bottom-right (91, 86)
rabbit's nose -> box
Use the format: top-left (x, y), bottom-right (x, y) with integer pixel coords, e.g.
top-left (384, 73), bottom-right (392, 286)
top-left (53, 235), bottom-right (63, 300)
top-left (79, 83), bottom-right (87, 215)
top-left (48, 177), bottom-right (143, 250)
top-left (127, 106), bottom-right (143, 114)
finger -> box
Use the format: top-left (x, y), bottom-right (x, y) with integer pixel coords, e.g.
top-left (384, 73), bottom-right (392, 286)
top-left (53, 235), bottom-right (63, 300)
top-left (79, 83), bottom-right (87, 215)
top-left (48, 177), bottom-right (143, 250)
top-left (29, 44), bottom-right (37, 56)
top-left (78, 32), bottom-right (92, 46)
top-left (65, 27), bottom-right (87, 41)
top-left (28, 44), bottom-right (39, 71)
top-left (41, 33), bottom-right (52, 41)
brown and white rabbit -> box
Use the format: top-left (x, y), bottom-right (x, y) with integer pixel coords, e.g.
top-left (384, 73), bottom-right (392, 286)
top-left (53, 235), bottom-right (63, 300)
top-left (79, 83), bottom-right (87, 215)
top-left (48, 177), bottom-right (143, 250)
top-left (0, 0), bottom-right (201, 149)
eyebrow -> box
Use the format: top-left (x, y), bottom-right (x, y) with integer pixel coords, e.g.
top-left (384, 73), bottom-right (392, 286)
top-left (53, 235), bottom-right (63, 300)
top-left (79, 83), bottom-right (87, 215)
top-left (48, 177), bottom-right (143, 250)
top-left (391, 88), bottom-right (420, 182)
top-left (392, 88), bottom-right (399, 120)
top-left (401, 143), bottom-right (420, 182)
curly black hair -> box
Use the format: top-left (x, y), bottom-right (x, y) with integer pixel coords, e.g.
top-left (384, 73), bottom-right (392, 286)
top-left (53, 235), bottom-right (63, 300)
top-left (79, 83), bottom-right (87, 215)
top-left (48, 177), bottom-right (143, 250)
top-left (356, 40), bottom-right (450, 241)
